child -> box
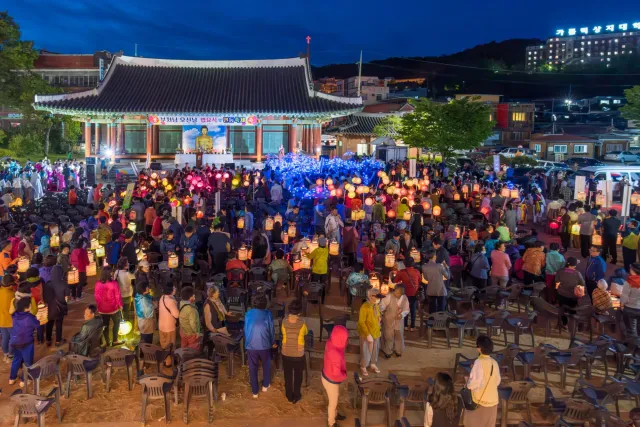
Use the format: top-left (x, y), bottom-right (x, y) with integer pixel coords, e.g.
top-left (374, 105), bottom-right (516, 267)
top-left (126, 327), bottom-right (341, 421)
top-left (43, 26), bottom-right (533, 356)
top-left (592, 279), bottom-right (613, 313)
top-left (105, 234), bottom-right (121, 268)
top-left (160, 230), bottom-right (177, 261)
top-left (135, 281), bottom-right (156, 344)
top-left (9, 297), bottom-right (40, 385)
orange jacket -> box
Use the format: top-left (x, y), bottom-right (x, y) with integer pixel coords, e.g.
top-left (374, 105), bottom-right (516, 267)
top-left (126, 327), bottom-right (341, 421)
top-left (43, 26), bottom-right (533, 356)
top-left (522, 247), bottom-right (545, 276)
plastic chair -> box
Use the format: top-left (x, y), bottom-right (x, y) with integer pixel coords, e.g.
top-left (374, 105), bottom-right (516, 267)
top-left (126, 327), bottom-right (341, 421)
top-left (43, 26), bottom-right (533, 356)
top-left (595, 409), bottom-right (630, 427)
top-left (301, 281), bottom-right (325, 316)
top-left (249, 266), bottom-right (267, 281)
top-left (102, 348), bottom-right (136, 392)
top-left (557, 398), bottom-right (593, 426)
top-left (497, 385), bottom-right (513, 427)
top-left (228, 268), bottom-right (247, 288)
top-left (453, 353), bottom-right (476, 381)
top-left (502, 311), bottom-right (537, 347)
top-left (210, 333), bottom-right (244, 378)
top-left (173, 347), bottom-right (201, 367)
top-left (568, 305), bottom-right (595, 346)
top-left (519, 281), bottom-right (546, 313)
top-left (480, 310), bottom-right (510, 340)
top-left (451, 310), bottom-right (483, 348)
top-left (544, 385), bottom-right (567, 417)
top-left (422, 311), bottom-right (452, 349)
top-left (500, 283), bottom-right (523, 312)
top-left (476, 284), bottom-right (502, 309)
top-left (173, 358), bottom-right (219, 405)
top-left (503, 380), bottom-right (536, 425)
top-left (10, 388), bottom-right (60, 427)
top-left (183, 376), bottom-right (216, 424)
top-left (356, 379), bottom-right (395, 427)
top-left (319, 307), bottom-right (349, 342)
top-left (517, 344), bottom-right (553, 380)
top-left (23, 351), bottom-right (64, 396)
top-left (494, 344), bottom-right (521, 381)
top-left (530, 297), bottom-right (560, 337)
top-left (137, 343), bottom-right (173, 374)
top-left (140, 374), bottom-right (173, 424)
top-left (226, 287), bottom-right (248, 314)
top-left (572, 338), bottom-right (610, 379)
top-left (68, 325), bottom-right (105, 357)
top-left (572, 376), bottom-right (624, 417)
top-left (448, 286), bottom-right (477, 311)
top-left (62, 354), bottom-right (100, 399)
top-left (394, 377), bottom-right (428, 419)
top-left (350, 283), bottom-right (370, 315)
top-left (271, 268), bottom-right (291, 297)
top-left (544, 346), bottom-right (585, 389)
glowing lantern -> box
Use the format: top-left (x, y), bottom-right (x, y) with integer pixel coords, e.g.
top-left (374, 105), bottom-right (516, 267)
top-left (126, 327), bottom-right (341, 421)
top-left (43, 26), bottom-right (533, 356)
top-left (308, 238), bottom-right (318, 254)
top-left (265, 217), bottom-right (274, 231)
top-left (410, 248), bottom-right (420, 263)
top-left (118, 319), bottom-right (133, 336)
top-left (67, 268), bottom-right (79, 285)
top-left (462, 185), bottom-right (469, 194)
top-left (351, 209), bottom-right (362, 221)
top-left (223, 173), bottom-right (229, 179)
top-left (385, 251), bottom-right (396, 268)
top-left (422, 200), bottom-right (431, 211)
top-left (274, 213), bottom-right (283, 224)
top-left (86, 262), bottom-right (97, 277)
top-left (326, 178), bottom-right (334, 186)
top-left (288, 225), bottom-right (297, 237)
top-left (510, 189), bottom-right (519, 199)
top-left (151, 172), bottom-right (158, 179)
top-left (301, 256), bottom-right (311, 269)
top-left (455, 226), bottom-right (461, 239)
top-left (90, 238), bottom-right (99, 250)
top-left (572, 224), bottom-right (581, 234)
top-left (577, 192), bottom-right (586, 202)
top-left (381, 282), bottom-right (390, 295)
top-left (293, 259), bottom-right (302, 271)
top-left (480, 206), bottom-right (491, 216)
top-left (168, 253), bottom-right (179, 269)
top-left (501, 187), bottom-right (510, 198)
top-left (473, 184), bottom-right (480, 193)
top-left (432, 206), bottom-right (441, 217)
top-left (403, 211), bottom-right (411, 221)
top-left (549, 221), bottom-right (559, 230)
top-left (127, 222), bottom-right (136, 232)
top-left (282, 232), bottom-right (289, 244)
top-left (618, 233), bottom-right (623, 245)
top-left (243, 180), bottom-right (250, 187)
top-left (632, 193), bottom-right (640, 205)
top-left (596, 194), bottom-right (605, 206)
top-left (88, 252), bottom-right (95, 264)
top-left (237, 217), bottom-right (245, 229)
top-left (136, 249), bottom-right (145, 262)
top-left (50, 234), bottom-right (60, 248)
top-left (329, 239), bottom-right (339, 256)
top-left (238, 245), bottom-right (248, 261)
top-left (36, 302), bottom-right (48, 325)
top-left (352, 177), bottom-right (362, 185)
top-left (388, 210), bottom-right (396, 219)
top-left (369, 274), bottom-right (380, 289)
top-left (365, 197), bottom-right (374, 206)
top-left (453, 193), bottom-right (461, 201)
top-left (386, 187), bottom-right (395, 195)
top-left (231, 178), bottom-right (240, 186)
top-left (162, 178), bottom-right (168, 186)
top-left (348, 191), bottom-right (356, 199)
top-left (316, 178), bottom-right (323, 186)
top-left (592, 233), bottom-right (602, 246)
top-left (17, 257), bottom-right (29, 273)
top-left (382, 177), bottom-right (390, 185)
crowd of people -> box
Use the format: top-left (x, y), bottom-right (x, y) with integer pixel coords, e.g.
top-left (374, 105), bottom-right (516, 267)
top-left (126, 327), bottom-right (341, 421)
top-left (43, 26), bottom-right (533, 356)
top-left (0, 154), bottom-right (639, 427)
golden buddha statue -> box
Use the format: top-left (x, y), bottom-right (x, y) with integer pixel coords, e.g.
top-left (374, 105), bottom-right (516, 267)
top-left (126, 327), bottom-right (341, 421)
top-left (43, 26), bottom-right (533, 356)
top-left (195, 126), bottom-right (213, 152)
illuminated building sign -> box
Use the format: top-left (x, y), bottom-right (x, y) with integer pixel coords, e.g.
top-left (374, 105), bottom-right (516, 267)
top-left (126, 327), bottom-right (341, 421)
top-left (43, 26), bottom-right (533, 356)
top-left (148, 114), bottom-right (258, 126)
top-left (556, 22), bottom-right (640, 36)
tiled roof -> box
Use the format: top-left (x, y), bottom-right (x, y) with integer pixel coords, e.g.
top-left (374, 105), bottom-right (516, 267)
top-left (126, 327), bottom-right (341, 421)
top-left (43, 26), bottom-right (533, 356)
top-left (530, 133), bottom-right (596, 142)
top-left (34, 56), bottom-right (362, 117)
top-left (327, 114), bottom-right (394, 136)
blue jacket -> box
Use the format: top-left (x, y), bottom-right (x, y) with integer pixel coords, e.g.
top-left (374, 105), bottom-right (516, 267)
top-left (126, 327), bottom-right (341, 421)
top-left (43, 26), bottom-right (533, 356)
top-left (169, 220), bottom-right (184, 246)
top-left (10, 311), bottom-right (40, 348)
top-left (180, 233), bottom-right (199, 253)
top-left (244, 308), bottom-right (275, 351)
top-left (135, 293), bottom-right (154, 320)
top-left (105, 241), bottom-right (121, 265)
top-left (585, 256), bottom-right (606, 283)
top-left (34, 224), bottom-right (45, 247)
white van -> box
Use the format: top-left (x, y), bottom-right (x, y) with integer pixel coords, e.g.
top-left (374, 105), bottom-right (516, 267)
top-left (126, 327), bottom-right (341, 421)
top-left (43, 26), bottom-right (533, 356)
top-left (570, 166), bottom-right (640, 202)
top-left (499, 147), bottom-right (536, 158)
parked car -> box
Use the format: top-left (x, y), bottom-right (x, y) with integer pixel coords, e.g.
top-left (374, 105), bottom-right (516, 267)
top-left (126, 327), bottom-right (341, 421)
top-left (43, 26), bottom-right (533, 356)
top-left (563, 157), bottom-right (605, 169)
top-left (567, 166), bottom-right (640, 191)
top-left (537, 160), bottom-right (570, 170)
top-left (603, 151), bottom-right (640, 163)
top-left (499, 147), bottom-right (537, 158)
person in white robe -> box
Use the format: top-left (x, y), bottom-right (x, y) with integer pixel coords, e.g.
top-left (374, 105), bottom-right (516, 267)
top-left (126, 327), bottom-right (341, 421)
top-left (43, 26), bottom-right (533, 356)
top-left (30, 172), bottom-right (44, 201)
top-left (380, 284), bottom-right (410, 357)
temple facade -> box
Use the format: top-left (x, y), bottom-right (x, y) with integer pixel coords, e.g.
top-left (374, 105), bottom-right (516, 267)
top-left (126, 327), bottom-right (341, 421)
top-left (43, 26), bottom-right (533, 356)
top-left (34, 56), bottom-right (362, 164)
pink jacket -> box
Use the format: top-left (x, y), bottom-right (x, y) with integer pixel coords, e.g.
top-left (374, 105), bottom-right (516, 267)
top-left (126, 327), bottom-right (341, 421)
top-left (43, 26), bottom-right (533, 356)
top-left (322, 325), bottom-right (348, 384)
top-left (491, 250), bottom-right (512, 278)
top-left (158, 294), bottom-right (179, 332)
top-left (94, 280), bottom-right (122, 314)
top-left (70, 248), bottom-right (90, 273)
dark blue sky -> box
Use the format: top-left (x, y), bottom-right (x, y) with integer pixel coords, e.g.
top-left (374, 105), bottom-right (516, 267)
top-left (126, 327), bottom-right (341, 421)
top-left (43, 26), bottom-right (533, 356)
top-left (7, 0), bottom-right (640, 65)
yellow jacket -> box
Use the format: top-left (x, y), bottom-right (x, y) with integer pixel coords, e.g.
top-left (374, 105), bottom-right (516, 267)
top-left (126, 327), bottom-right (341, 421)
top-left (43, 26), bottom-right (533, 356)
top-left (0, 287), bottom-right (15, 328)
top-left (309, 247), bottom-right (329, 275)
top-left (357, 301), bottom-right (381, 339)
top-left (9, 295), bottom-right (37, 316)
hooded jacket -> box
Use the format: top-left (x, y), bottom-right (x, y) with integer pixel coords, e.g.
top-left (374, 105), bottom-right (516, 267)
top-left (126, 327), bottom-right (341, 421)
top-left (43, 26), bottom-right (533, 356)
top-left (322, 325), bottom-right (348, 384)
top-left (43, 265), bottom-right (69, 320)
top-left (357, 301), bottom-right (381, 339)
top-left (10, 311), bottom-right (40, 348)
top-left (94, 279), bottom-right (123, 314)
top-left (522, 247), bottom-right (545, 276)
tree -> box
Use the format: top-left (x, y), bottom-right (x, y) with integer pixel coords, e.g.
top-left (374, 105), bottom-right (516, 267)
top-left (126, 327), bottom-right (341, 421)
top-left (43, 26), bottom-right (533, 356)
top-left (373, 115), bottom-right (403, 138)
top-left (399, 97), bottom-right (495, 159)
top-left (8, 131), bottom-right (42, 157)
top-left (621, 86), bottom-right (640, 122)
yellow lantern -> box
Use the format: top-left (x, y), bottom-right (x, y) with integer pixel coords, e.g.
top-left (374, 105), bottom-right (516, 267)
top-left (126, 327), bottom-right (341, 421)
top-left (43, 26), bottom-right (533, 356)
top-left (410, 248), bottom-right (420, 263)
top-left (501, 187), bottom-right (510, 198)
top-left (632, 193), bottom-right (640, 205)
top-left (352, 177), bottom-right (362, 185)
top-left (17, 257), bottom-right (29, 273)
top-left (365, 197), bottom-right (374, 206)
top-left (455, 225), bottom-right (461, 239)
top-left (462, 185), bottom-right (469, 194)
top-left (577, 192), bottom-right (586, 202)
top-left (238, 245), bottom-right (248, 261)
top-left (67, 268), bottom-right (79, 285)
top-left (473, 184), bottom-right (480, 193)
top-left (36, 303), bottom-right (48, 325)
top-left (617, 233), bottom-right (623, 245)
top-left (453, 192), bottom-right (461, 201)
top-left (168, 253), bottom-right (179, 269)
top-left (293, 259), bottom-right (302, 271)
top-left (136, 249), bottom-right (145, 262)
top-left (265, 217), bottom-right (274, 231)
top-left (358, 210), bottom-right (366, 220)
top-left (592, 233), bottom-right (602, 246)
top-left (86, 262), bottom-right (97, 277)
top-left (301, 256), bottom-right (311, 269)
top-left (348, 191), bottom-right (356, 199)
top-left (274, 213), bottom-right (283, 224)
top-left (386, 186), bottom-right (395, 195)
top-left (403, 210), bottom-right (411, 221)
top-left (329, 239), bottom-right (339, 256)
top-left (596, 194), bottom-right (605, 206)
top-left (351, 210), bottom-right (361, 221)
top-left (282, 232), bottom-right (289, 245)
top-left (510, 189), bottom-right (519, 199)
top-left (95, 245), bottom-right (105, 258)
top-left (118, 319), bottom-right (133, 336)
top-left (90, 238), bottom-right (99, 250)
top-left (385, 251), bottom-right (396, 268)
top-left (326, 178), bottom-right (334, 186)
top-left (369, 274), bottom-right (380, 289)
top-left (433, 206), bottom-right (441, 217)
top-left (308, 238), bottom-right (318, 254)
top-left (127, 222), bottom-right (136, 233)
top-left (571, 223), bottom-right (581, 234)
top-left (88, 252), bottom-right (94, 264)
top-left (237, 217), bottom-right (245, 229)
top-left (50, 234), bottom-right (60, 248)
top-left (382, 177), bottom-right (390, 185)
top-left (288, 225), bottom-right (296, 237)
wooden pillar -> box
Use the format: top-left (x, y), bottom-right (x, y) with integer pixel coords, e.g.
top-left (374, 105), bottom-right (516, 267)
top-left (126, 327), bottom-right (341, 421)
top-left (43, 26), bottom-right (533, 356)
top-left (289, 124), bottom-right (297, 153)
top-left (94, 123), bottom-right (100, 155)
top-left (118, 122), bottom-right (124, 153)
top-left (84, 122), bottom-right (92, 157)
top-left (110, 123), bottom-right (117, 152)
top-left (313, 124), bottom-right (322, 158)
top-left (105, 123), bottom-right (112, 153)
top-left (255, 124), bottom-right (263, 162)
top-left (146, 123), bottom-right (153, 163)
top-left (153, 126), bottom-right (159, 155)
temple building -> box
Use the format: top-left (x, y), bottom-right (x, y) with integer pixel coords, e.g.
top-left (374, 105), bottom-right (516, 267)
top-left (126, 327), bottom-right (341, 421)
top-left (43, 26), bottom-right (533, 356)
top-left (33, 55), bottom-right (362, 166)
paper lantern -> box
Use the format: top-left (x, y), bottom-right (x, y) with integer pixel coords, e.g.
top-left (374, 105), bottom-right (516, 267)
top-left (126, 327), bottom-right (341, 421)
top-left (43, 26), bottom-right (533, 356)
top-left (50, 234), bottom-right (60, 248)
top-left (243, 180), bottom-right (250, 187)
top-left (422, 200), bottom-right (431, 211)
top-left (388, 210), bottom-right (396, 219)
top-left (453, 193), bottom-right (461, 201)
top-left (462, 185), bottom-right (469, 194)
top-left (510, 189), bottom-right (519, 199)
top-left (237, 217), bottom-right (244, 229)
top-left (577, 192), bottom-right (586, 202)
top-left (432, 206), bottom-right (441, 217)
top-left (380, 283), bottom-right (390, 295)
top-left (549, 221), bottom-right (559, 230)
top-left (316, 178), bottom-right (323, 186)
top-left (329, 239), bottom-right (339, 256)
top-left (369, 274), bottom-right (380, 289)
top-left (282, 232), bottom-right (289, 245)
top-left (36, 303), bottom-right (48, 325)
top-left (386, 186), bottom-right (395, 195)
top-left (183, 250), bottom-right (195, 266)
top-left (410, 248), bottom-right (420, 263)
top-left (90, 238), bottom-right (99, 250)
top-left (288, 225), bottom-right (297, 237)
top-left (86, 262), bottom-right (97, 277)
top-left (95, 245), bottom-right (105, 258)
top-left (67, 268), bottom-right (79, 285)
top-left (326, 178), bottom-right (334, 186)
top-left (501, 187), bottom-right (510, 198)
top-left (118, 319), bottom-right (133, 336)
top-left (572, 224), bottom-right (581, 234)
top-left (618, 233), bottom-right (623, 245)
top-left (592, 234), bottom-right (602, 246)
top-left (352, 177), bottom-right (362, 185)
top-left (403, 210), bottom-right (411, 221)
top-left (382, 177), bottom-right (390, 185)
top-left (238, 245), bottom-right (248, 261)
top-left (301, 256), bottom-right (311, 269)
top-left (385, 251), bottom-right (396, 268)
top-left (632, 193), bottom-right (640, 205)
top-left (351, 210), bottom-right (361, 221)
top-left (365, 197), bottom-right (373, 206)
top-left (455, 225), bottom-right (461, 238)
top-left (265, 217), bottom-right (274, 231)
top-left (308, 238), bottom-right (318, 254)
top-left (136, 249), bottom-right (145, 262)
top-left (17, 257), bottom-right (29, 273)
top-left (348, 191), bottom-right (356, 199)
top-left (596, 194), bottom-right (605, 206)
top-left (480, 206), bottom-right (491, 216)
top-left (274, 213), bottom-right (283, 224)
top-left (168, 253), bottom-right (179, 269)
top-left (473, 184), bottom-right (480, 192)
top-left (88, 252), bottom-right (95, 264)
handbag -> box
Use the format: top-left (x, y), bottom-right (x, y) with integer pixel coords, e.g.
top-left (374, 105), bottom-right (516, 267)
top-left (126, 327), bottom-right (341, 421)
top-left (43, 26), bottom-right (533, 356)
top-left (460, 362), bottom-right (493, 411)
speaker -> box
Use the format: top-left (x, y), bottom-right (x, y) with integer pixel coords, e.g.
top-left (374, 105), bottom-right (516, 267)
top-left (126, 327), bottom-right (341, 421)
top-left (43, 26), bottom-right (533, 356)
top-left (85, 156), bottom-right (97, 166)
top-left (150, 162), bottom-right (162, 171)
top-left (85, 164), bottom-right (96, 186)
top-left (224, 163), bottom-right (235, 170)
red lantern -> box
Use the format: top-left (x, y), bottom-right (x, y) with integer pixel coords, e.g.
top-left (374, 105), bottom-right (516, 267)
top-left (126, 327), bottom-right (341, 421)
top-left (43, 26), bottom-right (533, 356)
top-left (388, 210), bottom-right (396, 218)
top-left (549, 221), bottom-right (559, 230)
top-left (480, 206), bottom-right (490, 215)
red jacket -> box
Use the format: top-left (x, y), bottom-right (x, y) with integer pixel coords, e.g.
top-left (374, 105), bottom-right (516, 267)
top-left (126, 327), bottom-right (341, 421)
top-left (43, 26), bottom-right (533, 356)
top-left (151, 216), bottom-right (164, 238)
top-left (360, 246), bottom-right (377, 272)
top-left (9, 236), bottom-right (20, 260)
top-left (68, 190), bottom-right (77, 205)
top-left (94, 280), bottom-right (123, 314)
top-left (323, 325), bottom-right (348, 384)
top-left (70, 248), bottom-right (90, 273)
top-left (396, 267), bottom-right (421, 297)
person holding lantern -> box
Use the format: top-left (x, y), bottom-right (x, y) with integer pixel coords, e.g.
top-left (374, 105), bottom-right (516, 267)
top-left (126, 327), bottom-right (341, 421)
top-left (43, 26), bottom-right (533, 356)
top-left (0, 275), bottom-right (15, 362)
top-left (309, 238), bottom-right (329, 293)
top-left (69, 240), bottom-right (89, 301)
top-left (357, 288), bottom-right (383, 376)
top-left (8, 297), bottom-right (40, 386)
top-left (94, 267), bottom-right (124, 346)
top-left (114, 257), bottom-right (135, 322)
top-left (622, 221), bottom-right (640, 273)
top-left (380, 284), bottom-right (409, 358)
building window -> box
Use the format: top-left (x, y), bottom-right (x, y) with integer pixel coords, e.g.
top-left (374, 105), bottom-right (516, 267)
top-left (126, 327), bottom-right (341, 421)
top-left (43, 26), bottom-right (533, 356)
top-left (574, 144), bottom-right (588, 154)
top-left (512, 112), bottom-right (526, 122)
top-left (534, 144), bottom-right (542, 152)
top-left (158, 126), bottom-right (182, 154)
top-left (229, 127), bottom-right (256, 155)
top-left (553, 145), bottom-right (568, 154)
top-left (124, 125), bottom-right (147, 154)
top-left (262, 125), bottom-right (289, 154)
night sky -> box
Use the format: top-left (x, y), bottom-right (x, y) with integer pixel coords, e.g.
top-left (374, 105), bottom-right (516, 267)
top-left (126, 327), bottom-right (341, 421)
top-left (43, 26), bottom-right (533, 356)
top-left (7, 0), bottom-right (640, 65)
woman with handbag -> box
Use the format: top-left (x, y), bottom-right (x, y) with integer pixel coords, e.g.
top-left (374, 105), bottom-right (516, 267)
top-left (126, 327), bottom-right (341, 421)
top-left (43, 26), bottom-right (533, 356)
top-left (462, 335), bottom-right (501, 426)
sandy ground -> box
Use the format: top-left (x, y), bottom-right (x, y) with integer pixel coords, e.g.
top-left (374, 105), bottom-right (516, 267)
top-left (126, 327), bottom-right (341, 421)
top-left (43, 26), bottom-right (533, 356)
top-left (0, 223), bottom-right (635, 426)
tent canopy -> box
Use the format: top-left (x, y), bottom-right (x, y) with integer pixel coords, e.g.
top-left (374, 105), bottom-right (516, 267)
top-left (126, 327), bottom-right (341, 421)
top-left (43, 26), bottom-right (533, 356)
top-left (371, 136), bottom-right (396, 146)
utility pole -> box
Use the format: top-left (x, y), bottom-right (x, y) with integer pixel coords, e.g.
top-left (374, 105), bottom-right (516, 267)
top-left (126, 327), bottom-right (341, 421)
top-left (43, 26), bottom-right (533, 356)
top-left (551, 98), bottom-right (555, 134)
top-left (134, 43), bottom-right (138, 57)
top-left (357, 50), bottom-right (363, 97)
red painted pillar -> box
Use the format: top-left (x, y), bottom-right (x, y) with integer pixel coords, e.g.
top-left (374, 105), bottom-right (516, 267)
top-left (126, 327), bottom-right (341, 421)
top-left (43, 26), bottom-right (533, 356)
top-left (256, 124), bottom-right (263, 162)
top-left (146, 123), bottom-right (153, 158)
top-left (118, 123), bottom-right (125, 153)
top-left (105, 123), bottom-right (112, 154)
top-left (84, 122), bottom-right (92, 157)
top-left (110, 123), bottom-right (117, 152)
top-left (289, 124), bottom-right (296, 153)
top-left (313, 124), bottom-right (322, 158)
top-left (94, 123), bottom-right (100, 155)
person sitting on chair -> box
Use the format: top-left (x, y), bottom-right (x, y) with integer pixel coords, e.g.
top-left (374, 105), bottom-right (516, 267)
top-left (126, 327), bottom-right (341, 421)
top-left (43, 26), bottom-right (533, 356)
top-left (70, 304), bottom-right (103, 355)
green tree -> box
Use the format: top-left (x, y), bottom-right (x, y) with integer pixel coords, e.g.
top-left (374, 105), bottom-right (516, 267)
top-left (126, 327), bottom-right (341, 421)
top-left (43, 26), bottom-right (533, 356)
top-left (8, 131), bottom-right (42, 157)
top-left (373, 115), bottom-right (403, 138)
top-left (399, 97), bottom-right (494, 159)
top-left (621, 86), bottom-right (640, 122)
